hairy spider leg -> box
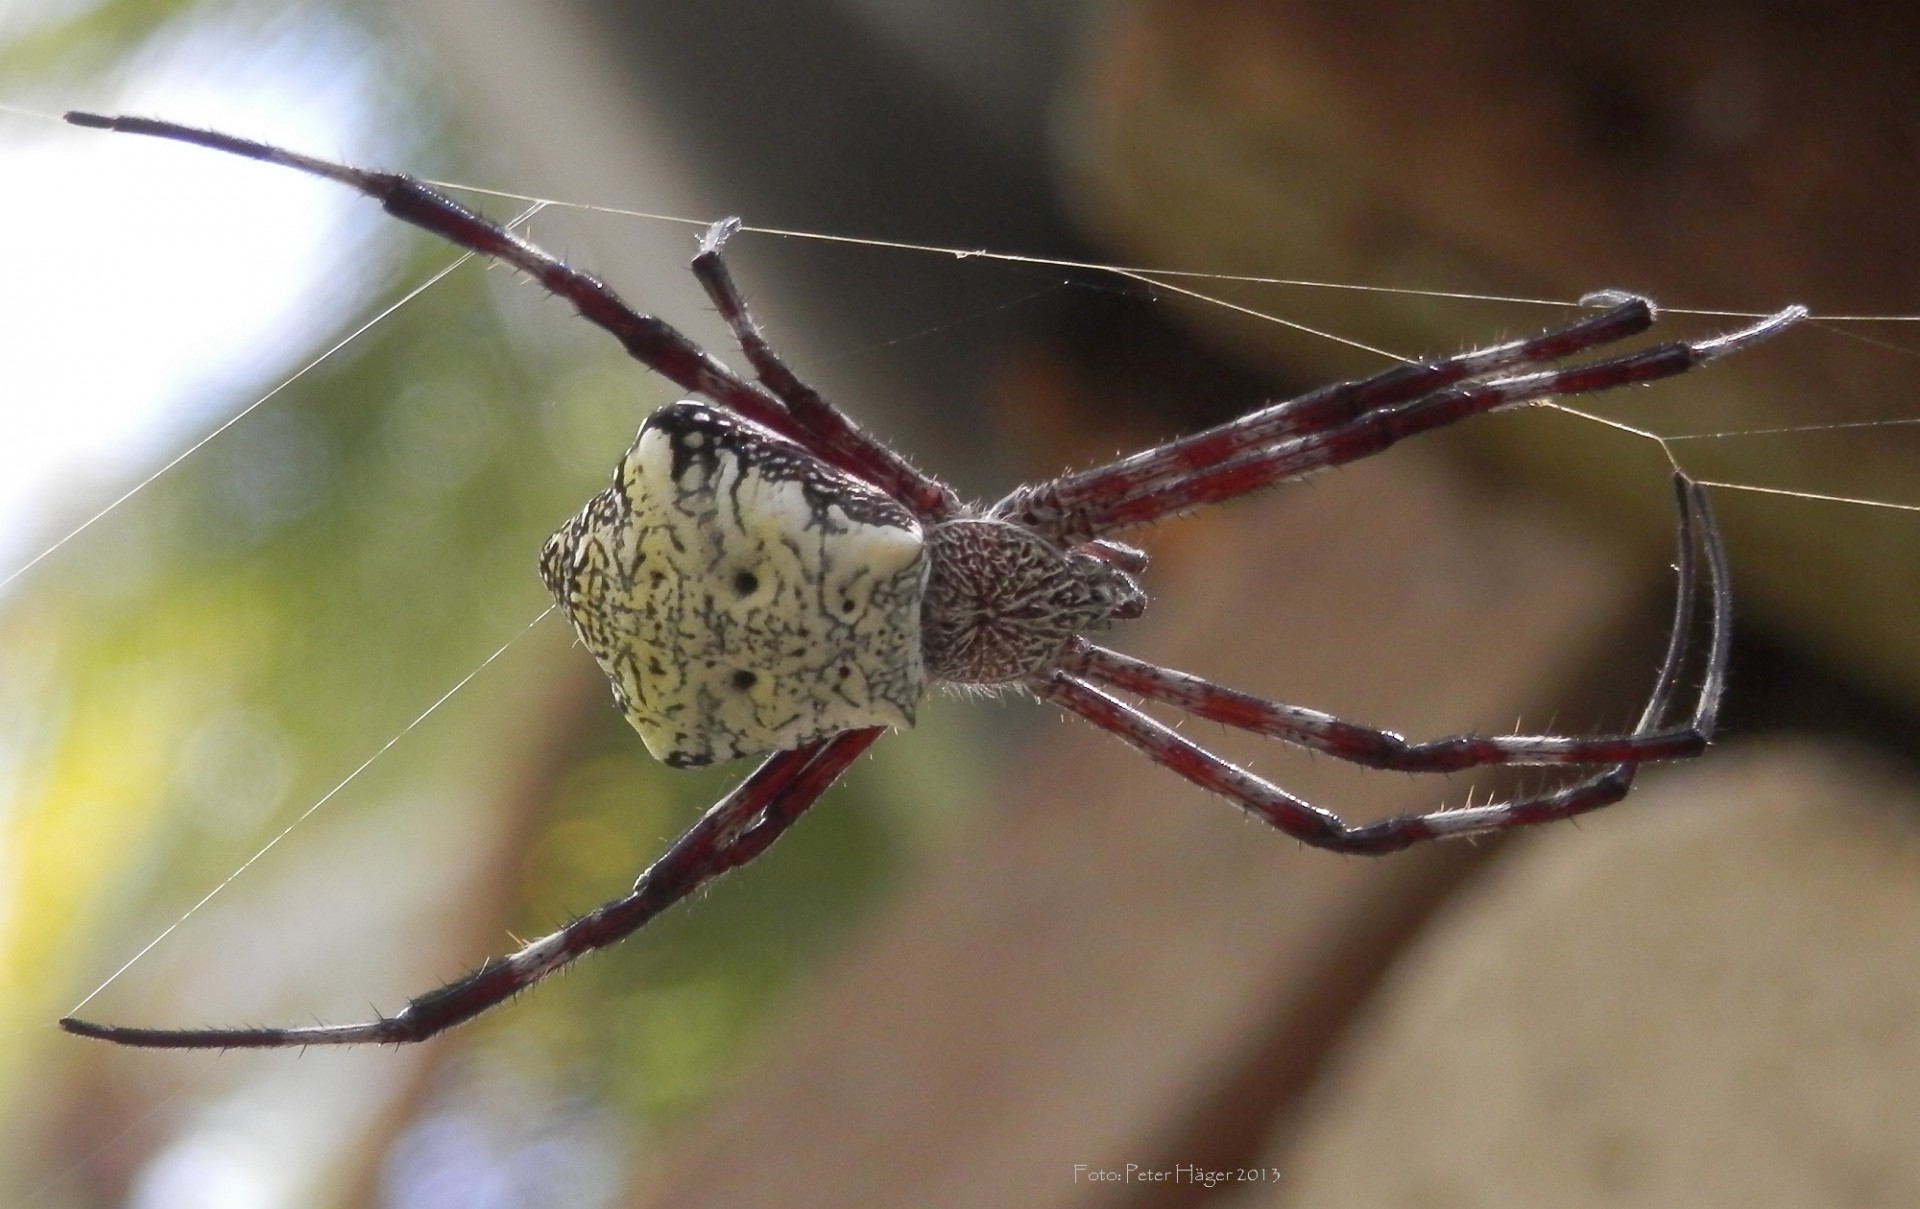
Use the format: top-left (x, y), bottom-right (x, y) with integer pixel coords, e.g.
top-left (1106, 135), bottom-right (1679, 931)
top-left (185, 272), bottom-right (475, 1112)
top-left (60, 729), bottom-right (883, 1047)
top-left (1036, 474), bottom-right (1726, 855)
top-left (1080, 309), bottom-right (1801, 540)
top-left (62, 111), bottom-right (869, 472)
top-left (996, 296), bottom-right (1655, 531)
top-left (690, 218), bottom-right (959, 521)
top-left (1003, 305), bottom-right (1804, 544)
top-left (1064, 641), bottom-right (1711, 771)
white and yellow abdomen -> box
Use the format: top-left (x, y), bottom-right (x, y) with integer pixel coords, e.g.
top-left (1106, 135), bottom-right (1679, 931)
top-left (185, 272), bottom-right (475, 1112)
top-left (541, 402), bottom-right (927, 767)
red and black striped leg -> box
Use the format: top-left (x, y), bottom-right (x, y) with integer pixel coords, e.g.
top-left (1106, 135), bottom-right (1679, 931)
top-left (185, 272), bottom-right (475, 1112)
top-left (59, 728), bottom-right (883, 1048)
top-left (689, 218), bottom-right (959, 520)
top-left (1006, 306), bottom-right (1801, 544)
top-left (994, 296), bottom-right (1658, 533)
top-left (63, 111), bottom-right (818, 450)
top-left (1033, 475), bottom-right (1726, 854)
top-left (1060, 470), bottom-right (1723, 770)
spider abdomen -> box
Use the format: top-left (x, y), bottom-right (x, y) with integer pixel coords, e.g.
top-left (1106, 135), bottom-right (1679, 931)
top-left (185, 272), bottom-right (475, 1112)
top-left (541, 402), bottom-right (928, 767)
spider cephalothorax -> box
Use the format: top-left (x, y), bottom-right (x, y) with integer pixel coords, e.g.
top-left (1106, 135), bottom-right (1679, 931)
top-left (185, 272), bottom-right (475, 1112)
top-left (58, 111), bottom-right (1805, 1050)
top-left (920, 518), bottom-right (1145, 684)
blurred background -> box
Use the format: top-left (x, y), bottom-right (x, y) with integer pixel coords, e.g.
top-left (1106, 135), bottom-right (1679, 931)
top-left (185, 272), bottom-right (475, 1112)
top-left (2, 1), bottom-right (1918, 1206)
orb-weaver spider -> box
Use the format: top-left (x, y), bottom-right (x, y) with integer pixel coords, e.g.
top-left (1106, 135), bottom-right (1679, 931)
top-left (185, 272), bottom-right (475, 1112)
top-left (58, 111), bottom-right (1803, 1048)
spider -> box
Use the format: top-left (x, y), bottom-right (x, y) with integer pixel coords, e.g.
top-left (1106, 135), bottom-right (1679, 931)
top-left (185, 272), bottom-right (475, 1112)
top-left (58, 111), bottom-right (1804, 1049)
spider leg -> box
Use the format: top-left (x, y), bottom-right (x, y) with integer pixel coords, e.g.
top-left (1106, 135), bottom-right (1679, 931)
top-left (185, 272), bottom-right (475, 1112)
top-left (689, 218), bottom-right (959, 520)
top-left (1032, 475), bottom-right (1725, 854)
top-left (1067, 640), bottom-right (1712, 770)
top-left (1001, 304), bottom-right (1803, 544)
top-left (59, 728), bottom-right (883, 1048)
top-left (996, 296), bottom-right (1655, 531)
top-left (63, 112), bottom-right (832, 454)
top-left (1061, 472), bottom-right (1719, 770)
